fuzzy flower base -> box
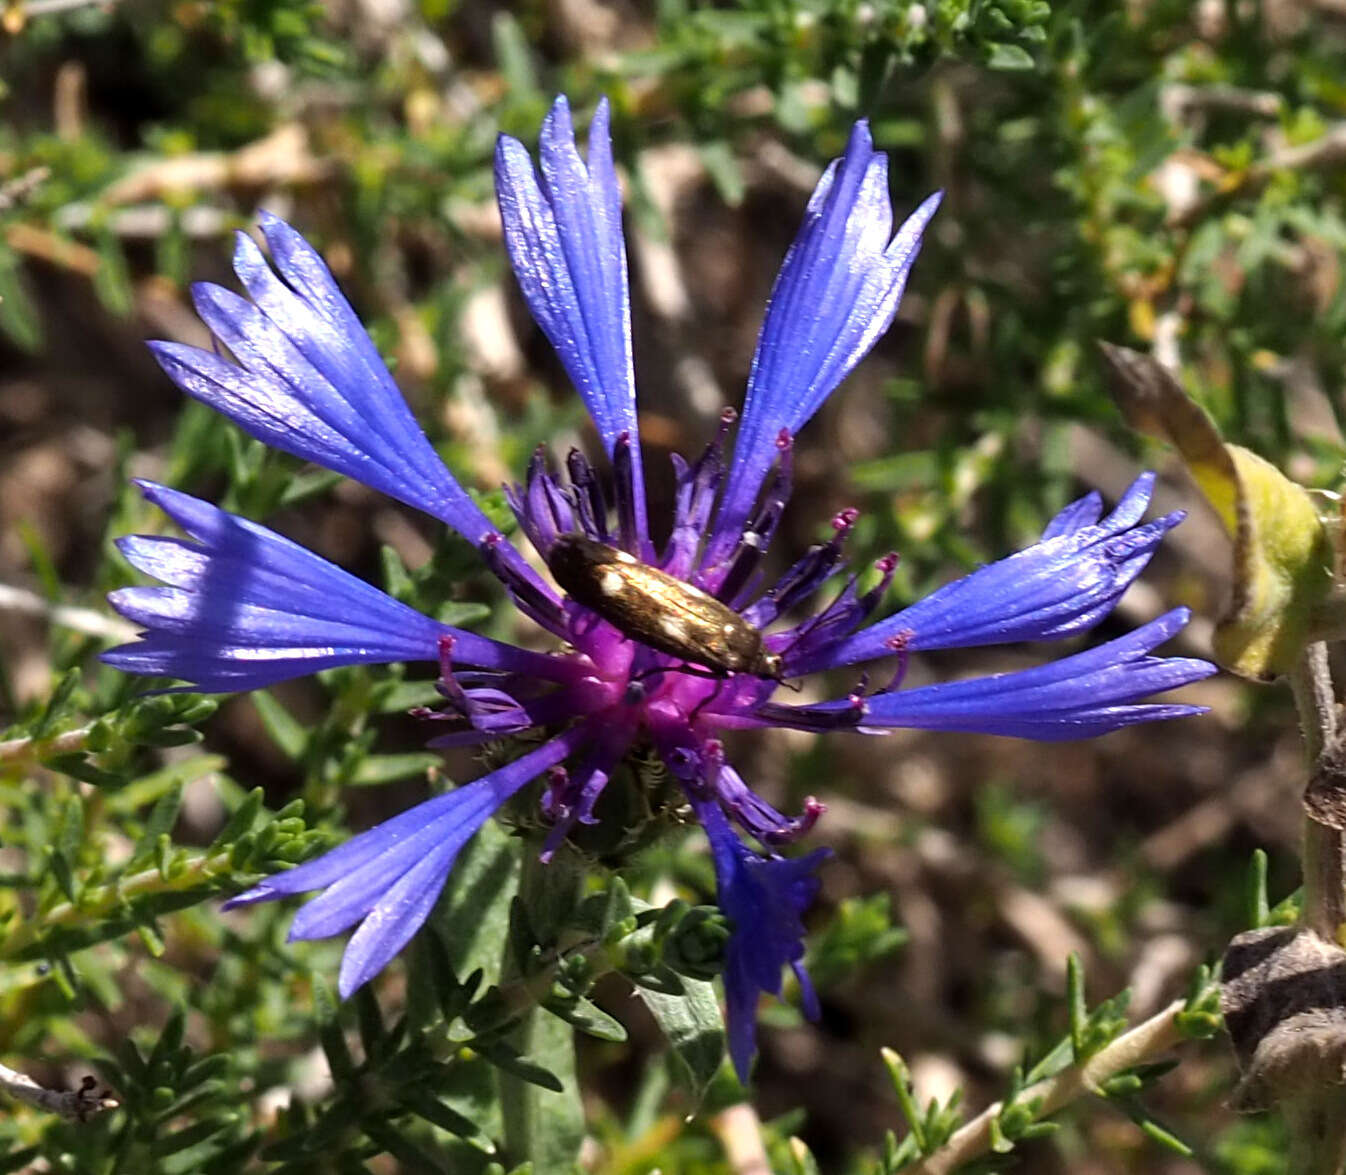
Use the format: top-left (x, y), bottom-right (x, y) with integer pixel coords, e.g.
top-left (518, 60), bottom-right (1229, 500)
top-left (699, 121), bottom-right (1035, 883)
top-left (105, 96), bottom-right (1215, 1081)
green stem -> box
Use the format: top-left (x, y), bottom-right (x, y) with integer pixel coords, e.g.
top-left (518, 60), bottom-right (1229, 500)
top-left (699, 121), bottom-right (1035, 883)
top-left (905, 997), bottom-right (1192, 1175)
top-left (0, 724), bottom-right (94, 766)
top-left (499, 847), bottom-right (585, 1174)
top-left (0, 847), bottom-right (236, 961)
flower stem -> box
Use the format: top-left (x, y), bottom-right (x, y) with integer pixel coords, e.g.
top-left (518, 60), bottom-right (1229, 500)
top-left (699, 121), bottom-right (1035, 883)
top-left (498, 846), bottom-right (585, 1174)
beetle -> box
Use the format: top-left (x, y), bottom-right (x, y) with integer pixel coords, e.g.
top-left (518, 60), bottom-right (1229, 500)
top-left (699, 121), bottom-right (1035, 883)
top-left (546, 534), bottom-right (784, 681)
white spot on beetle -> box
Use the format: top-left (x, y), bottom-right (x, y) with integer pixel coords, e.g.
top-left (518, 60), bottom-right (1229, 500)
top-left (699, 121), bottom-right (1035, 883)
top-left (722, 623), bottom-right (737, 636)
top-left (601, 571), bottom-right (624, 595)
top-left (614, 550), bottom-right (637, 565)
top-left (660, 616), bottom-right (690, 641)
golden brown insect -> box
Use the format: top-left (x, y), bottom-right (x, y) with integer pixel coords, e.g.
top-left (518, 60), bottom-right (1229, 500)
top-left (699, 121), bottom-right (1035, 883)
top-left (547, 535), bottom-right (783, 680)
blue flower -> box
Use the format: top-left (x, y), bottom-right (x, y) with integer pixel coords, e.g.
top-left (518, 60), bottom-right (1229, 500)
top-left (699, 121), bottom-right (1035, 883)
top-left (104, 95), bottom-right (1216, 1082)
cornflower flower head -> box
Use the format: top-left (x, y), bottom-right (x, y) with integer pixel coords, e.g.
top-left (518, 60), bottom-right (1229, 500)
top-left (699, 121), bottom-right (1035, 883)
top-left (104, 96), bottom-right (1216, 1081)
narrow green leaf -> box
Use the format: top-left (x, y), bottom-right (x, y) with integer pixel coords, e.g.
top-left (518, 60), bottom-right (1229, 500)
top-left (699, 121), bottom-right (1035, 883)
top-left (211, 787), bottom-right (265, 848)
top-left (403, 1088), bottom-right (495, 1150)
top-left (541, 993), bottom-right (627, 1043)
top-left (635, 974), bottom-right (725, 1101)
top-left (429, 815), bottom-right (519, 989)
top-left (251, 692), bottom-right (308, 760)
top-left (349, 752), bottom-right (441, 786)
top-left (882, 1048), bottom-right (926, 1153)
top-left (477, 1041), bottom-right (564, 1094)
top-left (45, 847), bottom-right (79, 904)
top-left (0, 247), bottom-right (41, 350)
top-left (1247, 848), bottom-right (1270, 928)
top-left (491, 11), bottom-right (539, 99)
top-left (134, 784), bottom-right (184, 863)
top-left (1067, 953), bottom-right (1087, 1058)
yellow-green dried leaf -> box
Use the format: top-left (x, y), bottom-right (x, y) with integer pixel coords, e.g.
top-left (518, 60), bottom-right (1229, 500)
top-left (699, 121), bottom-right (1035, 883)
top-left (1100, 343), bottom-right (1332, 679)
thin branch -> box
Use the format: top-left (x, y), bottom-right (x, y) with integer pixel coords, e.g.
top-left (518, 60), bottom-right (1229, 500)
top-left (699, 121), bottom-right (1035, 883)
top-left (0, 167), bottom-right (51, 213)
top-left (904, 997), bottom-right (1189, 1175)
top-left (0, 722), bottom-right (97, 765)
top-left (19, 0), bottom-right (116, 16)
top-left (0, 582), bottom-right (137, 642)
top-left (0, 1067), bottom-right (117, 1121)
top-left (709, 1103), bottom-right (772, 1175)
top-left (99, 124), bottom-right (332, 206)
top-left (2, 223), bottom-right (101, 275)
top-left (1175, 124), bottom-right (1346, 227)
top-left (1159, 83), bottom-right (1284, 123)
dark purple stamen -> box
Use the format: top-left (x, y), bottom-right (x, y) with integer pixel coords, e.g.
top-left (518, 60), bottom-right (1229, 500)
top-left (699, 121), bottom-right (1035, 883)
top-left (742, 510), bottom-right (858, 630)
top-left (539, 746), bottom-right (619, 862)
top-left (534, 451), bottom-right (577, 539)
top-left (480, 532), bottom-right (569, 634)
top-left (663, 409), bottom-right (734, 578)
top-left (566, 448), bottom-right (611, 542)
top-left (504, 482), bottom-right (546, 555)
top-left (707, 751), bottom-right (826, 844)
top-left (715, 429), bottom-right (794, 605)
top-left (777, 549), bottom-right (901, 667)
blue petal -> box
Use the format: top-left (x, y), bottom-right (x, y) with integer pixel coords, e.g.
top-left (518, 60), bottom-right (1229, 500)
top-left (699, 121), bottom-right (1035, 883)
top-left (149, 216), bottom-right (551, 597)
top-left (1039, 489), bottom-right (1104, 540)
top-left (337, 834), bottom-right (471, 997)
top-left (225, 731), bottom-right (585, 997)
top-left (693, 797), bottom-right (827, 1082)
top-left (495, 96), bottom-right (648, 547)
top-left (102, 481), bottom-right (567, 691)
top-left (791, 475), bottom-right (1180, 671)
top-left (765, 610), bottom-right (1215, 740)
top-left (707, 124), bottom-right (940, 565)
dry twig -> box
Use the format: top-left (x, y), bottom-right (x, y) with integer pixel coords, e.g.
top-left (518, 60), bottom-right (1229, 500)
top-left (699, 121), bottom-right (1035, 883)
top-left (0, 1067), bottom-right (117, 1121)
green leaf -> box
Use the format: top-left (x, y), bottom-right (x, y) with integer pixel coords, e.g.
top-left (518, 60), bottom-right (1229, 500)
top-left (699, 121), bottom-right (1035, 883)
top-left (429, 815), bottom-right (520, 989)
top-left (698, 140), bottom-right (745, 207)
top-left (133, 784), bottom-right (184, 863)
top-left (492, 11), bottom-right (539, 100)
top-left (403, 1087), bottom-right (495, 1149)
top-left (0, 247), bottom-right (41, 350)
top-left (635, 973), bottom-right (725, 1102)
top-left (985, 42), bottom-right (1036, 70)
top-left (251, 691), bottom-right (309, 760)
top-left (478, 1040), bottom-right (564, 1095)
top-left (349, 752), bottom-right (441, 786)
top-left (541, 992), bottom-right (627, 1043)
top-left (882, 1049), bottom-right (926, 1153)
